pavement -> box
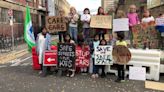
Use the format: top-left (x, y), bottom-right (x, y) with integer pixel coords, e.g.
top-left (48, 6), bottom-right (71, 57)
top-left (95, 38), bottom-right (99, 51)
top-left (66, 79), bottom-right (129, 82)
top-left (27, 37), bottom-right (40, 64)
top-left (0, 55), bottom-right (163, 92)
top-left (0, 35), bottom-right (58, 64)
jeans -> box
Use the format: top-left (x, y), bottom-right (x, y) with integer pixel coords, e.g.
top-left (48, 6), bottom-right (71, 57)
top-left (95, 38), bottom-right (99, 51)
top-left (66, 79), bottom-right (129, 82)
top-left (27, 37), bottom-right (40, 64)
top-left (83, 28), bottom-right (90, 41)
top-left (98, 30), bottom-right (106, 40)
top-left (69, 27), bottom-right (78, 43)
top-left (116, 64), bottom-right (125, 80)
top-left (92, 58), bottom-right (105, 75)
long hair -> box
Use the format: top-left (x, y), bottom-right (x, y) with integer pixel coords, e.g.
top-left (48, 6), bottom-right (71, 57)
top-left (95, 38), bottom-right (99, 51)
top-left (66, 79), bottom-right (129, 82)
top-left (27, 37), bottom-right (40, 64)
top-left (100, 39), bottom-right (107, 45)
top-left (70, 7), bottom-right (77, 14)
top-left (97, 7), bottom-right (105, 15)
top-left (63, 33), bottom-right (71, 43)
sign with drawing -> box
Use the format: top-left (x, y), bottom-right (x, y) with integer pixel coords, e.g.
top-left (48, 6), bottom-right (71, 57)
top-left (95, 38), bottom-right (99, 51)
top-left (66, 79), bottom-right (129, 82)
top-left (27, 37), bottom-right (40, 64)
top-left (94, 46), bottom-right (113, 65)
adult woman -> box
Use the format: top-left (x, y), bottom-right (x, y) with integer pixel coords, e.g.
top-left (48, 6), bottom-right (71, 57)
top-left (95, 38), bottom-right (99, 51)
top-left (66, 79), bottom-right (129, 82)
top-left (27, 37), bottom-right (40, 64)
top-left (96, 7), bottom-right (107, 40)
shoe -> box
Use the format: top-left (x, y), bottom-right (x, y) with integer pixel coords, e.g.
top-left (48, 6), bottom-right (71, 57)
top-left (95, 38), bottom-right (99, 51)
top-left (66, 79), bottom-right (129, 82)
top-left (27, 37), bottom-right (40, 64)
top-left (66, 73), bottom-right (70, 77)
top-left (70, 72), bottom-right (75, 78)
top-left (115, 78), bottom-right (121, 83)
top-left (101, 74), bottom-right (106, 78)
top-left (120, 79), bottom-right (125, 83)
top-left (95, 74), bottom-right (99, 78)
top-left (91, 74), bottom-right (96, 79)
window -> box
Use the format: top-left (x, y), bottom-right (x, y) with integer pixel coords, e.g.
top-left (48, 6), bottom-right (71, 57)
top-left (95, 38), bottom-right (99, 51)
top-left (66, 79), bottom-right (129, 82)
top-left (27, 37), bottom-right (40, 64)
top-left (0, 7), bottom-right (8, 22)
top-left (13, 10), bottom-right (23, 23)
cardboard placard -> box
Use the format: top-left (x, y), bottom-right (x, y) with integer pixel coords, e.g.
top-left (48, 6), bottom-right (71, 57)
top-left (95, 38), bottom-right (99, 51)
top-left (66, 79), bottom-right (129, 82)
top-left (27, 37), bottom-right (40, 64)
top-left (43, 50), bottom-right (57, 66)
top-left (129, 66), bottom-right (146, 81)
top-left (90, 15), bottom-right (112, 29)
top-left (94, 46), bottom-right (113, 65)
top-left (76, 46), bottom-right (90, 67)
top-left (58, 43), bottom-right (75, 69)
top-left (46, 16), bottom-right (67, 33)
top-left (113, 18), bottom-right (129, 32)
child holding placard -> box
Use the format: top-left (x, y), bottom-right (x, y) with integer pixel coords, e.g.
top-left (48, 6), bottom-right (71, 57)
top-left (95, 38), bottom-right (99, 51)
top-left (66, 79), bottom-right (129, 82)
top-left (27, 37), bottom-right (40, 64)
top-left (63, 33), bottom-right (76, 77)
top-left (90, 34), bottom-right (100, 78)
top-left (115, 32), bottom-right (127, 82)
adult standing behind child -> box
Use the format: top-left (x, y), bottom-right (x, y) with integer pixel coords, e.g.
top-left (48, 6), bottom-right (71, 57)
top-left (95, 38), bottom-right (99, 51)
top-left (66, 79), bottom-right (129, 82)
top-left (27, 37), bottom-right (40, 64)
top-left (96, 7), bottom-right (107, 40)
top-left (67, 7), bottom-right (79, 43)
top-left (81, 8), bottom-right (91, 42)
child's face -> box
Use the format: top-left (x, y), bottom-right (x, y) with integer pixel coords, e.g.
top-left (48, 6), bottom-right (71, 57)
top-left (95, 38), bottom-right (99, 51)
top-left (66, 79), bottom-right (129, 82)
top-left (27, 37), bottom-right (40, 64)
top-left (144, 11), bottom-right (150, 17)
top-left (84, 10), bottom-right (89, 14)
top-left (65, 35), bottom-right (70, 41)
top-left (101, 40), bottom-right (106, 45)
top-left (94, 35), bottom-right (99, 41)
top-left (130, 5), bottom-right (136, 13)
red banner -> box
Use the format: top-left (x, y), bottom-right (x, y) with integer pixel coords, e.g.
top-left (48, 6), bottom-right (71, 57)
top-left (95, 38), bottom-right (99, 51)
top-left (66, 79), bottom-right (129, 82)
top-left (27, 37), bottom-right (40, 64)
top-left (43, 50), bottom-right (57, 66)
top-left (76, 46), bottom-right (90, 67)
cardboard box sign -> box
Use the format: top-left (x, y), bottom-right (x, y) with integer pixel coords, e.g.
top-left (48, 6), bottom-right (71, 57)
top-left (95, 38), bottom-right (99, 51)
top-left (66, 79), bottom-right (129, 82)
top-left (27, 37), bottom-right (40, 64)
top-left (43, 50), bottom-right (58, 66)
top-left (46, 16), bottom-right (67, 33)
top-left (76, 46), bottom-right (90, 67)
top-left (58, 43), bottom-right (76, 69)
top-left (90, 15), bottom-right (112, 29)
top-left (94, 46), bottom-right (113, 65)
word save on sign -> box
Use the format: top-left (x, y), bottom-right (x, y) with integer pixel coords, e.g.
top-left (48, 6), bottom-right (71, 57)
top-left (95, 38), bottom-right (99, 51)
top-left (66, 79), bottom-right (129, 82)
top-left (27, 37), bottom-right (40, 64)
top-left (58, 43), bottom-right (75, 69)
top-left (46, 16), bottom-right (67, 33)
top-left (95, 46), bottom-right (113, 65)
top-left (76, 46), bottom-right (90, 67)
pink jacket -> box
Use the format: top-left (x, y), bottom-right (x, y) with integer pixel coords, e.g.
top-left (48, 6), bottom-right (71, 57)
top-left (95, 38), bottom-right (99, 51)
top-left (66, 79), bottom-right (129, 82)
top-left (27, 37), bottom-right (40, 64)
top-left (127, 13), bottom-right (140, 27)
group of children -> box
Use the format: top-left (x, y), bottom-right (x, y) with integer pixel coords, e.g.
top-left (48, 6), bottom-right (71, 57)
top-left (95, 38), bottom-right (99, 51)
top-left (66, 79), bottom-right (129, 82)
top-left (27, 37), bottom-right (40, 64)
top-left (36, 4), bottom-right (164, 83)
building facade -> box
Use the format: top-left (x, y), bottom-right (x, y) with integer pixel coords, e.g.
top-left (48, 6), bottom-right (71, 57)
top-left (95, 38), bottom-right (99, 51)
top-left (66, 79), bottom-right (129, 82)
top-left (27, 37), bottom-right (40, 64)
top-left (101, 0), bottom-right (116, 13)
top-left (0, 0), bottom-right (47, 41)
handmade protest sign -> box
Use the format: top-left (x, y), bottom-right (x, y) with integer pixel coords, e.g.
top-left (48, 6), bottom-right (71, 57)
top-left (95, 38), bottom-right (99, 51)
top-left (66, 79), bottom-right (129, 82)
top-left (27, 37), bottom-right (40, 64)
top-left (58, 43), bottom-right (75, 69)
top-left (76, 46), bottom-right (90, 67)
top-left (46, 16), bottom-right (67, 33)
top-left (132, 23), bottom-right (160, 49)
top-left (90, 15), bottom-right (112, 29)
top-left (94, 46), bottom-right (113, 65)
top-left (113, 18), bottom-right (129, 32)
top-left (156, 18), bottom-right (164, 26)
top-left (112, 46), bottom-right (131, 64)
top-left (43, 50), bottom-right (57, 66)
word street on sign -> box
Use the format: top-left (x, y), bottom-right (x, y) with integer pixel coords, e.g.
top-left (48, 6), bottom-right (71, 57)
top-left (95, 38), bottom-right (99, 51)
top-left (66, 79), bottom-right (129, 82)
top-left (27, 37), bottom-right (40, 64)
top-left (95, 46), bottom-right (113, 65)
top-left (76, 46), bottom-right (90, 67)
top-left (46, 16), bottom-right (67, 33)
top-left (43, 50), bottom-right (57, 66)
top-left (58, 43), bottom-right (75, 69)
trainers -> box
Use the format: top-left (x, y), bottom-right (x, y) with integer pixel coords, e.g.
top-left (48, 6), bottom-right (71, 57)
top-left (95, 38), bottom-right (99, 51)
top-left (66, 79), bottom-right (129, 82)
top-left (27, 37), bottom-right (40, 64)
top-left (91, 74), bottom-right (96, 79)
top-left (120, 79), bottom-right (125, 83)
top-left (95, 74), bottom-right (99, 78)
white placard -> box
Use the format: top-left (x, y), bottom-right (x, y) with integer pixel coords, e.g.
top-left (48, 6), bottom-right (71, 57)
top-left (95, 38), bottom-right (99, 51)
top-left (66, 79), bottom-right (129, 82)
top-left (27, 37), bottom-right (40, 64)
top-left (161, 32), bottom-right (164, 37)
top-left (94, 46), bottom-right (113, 65)
top-left (129, 66), bottom-right (146, 81)
top-left (113, 18), bottom-right (129, 32)
top-left (156, 18), bottom-right (164, 26)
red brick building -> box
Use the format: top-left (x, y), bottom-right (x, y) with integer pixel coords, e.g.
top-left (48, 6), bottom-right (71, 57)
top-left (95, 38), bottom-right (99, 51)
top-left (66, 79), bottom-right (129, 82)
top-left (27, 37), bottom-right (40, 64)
top-left (0, 0), bottom-right (48, 41)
